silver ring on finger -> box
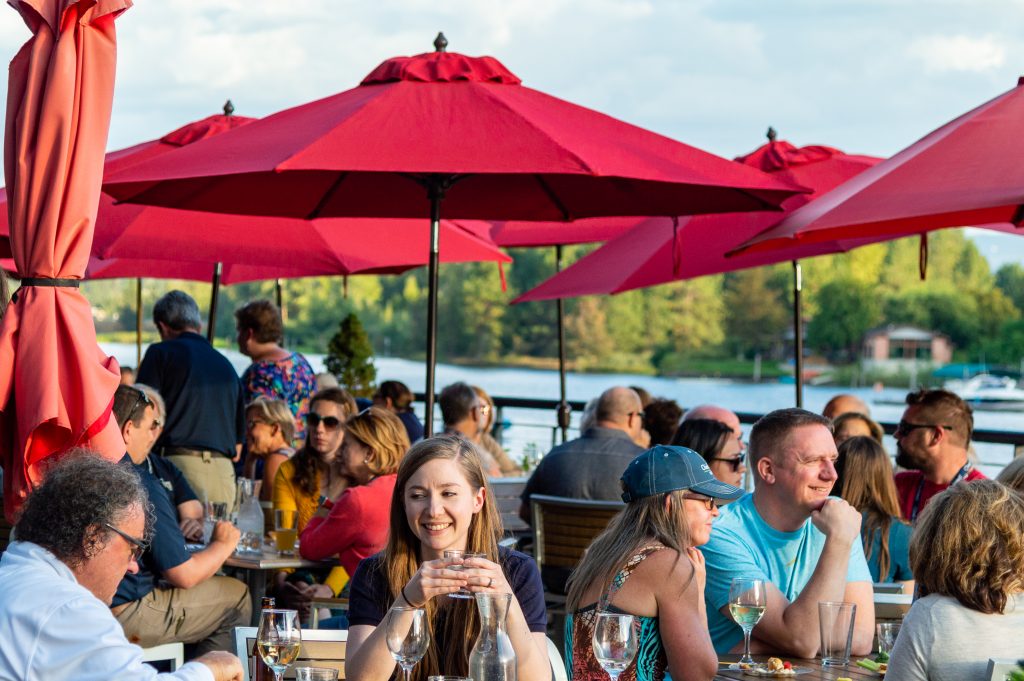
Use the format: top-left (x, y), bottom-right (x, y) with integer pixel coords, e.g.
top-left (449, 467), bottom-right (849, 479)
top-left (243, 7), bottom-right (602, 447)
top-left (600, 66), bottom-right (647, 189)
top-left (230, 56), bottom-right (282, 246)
top-left (487, 577), bottom-right (494, 588)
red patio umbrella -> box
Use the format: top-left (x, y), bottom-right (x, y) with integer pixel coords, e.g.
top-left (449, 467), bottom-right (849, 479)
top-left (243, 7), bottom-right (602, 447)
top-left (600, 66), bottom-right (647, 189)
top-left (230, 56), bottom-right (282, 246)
top-left (0, 0), bottom-right (130, 519)
top-left (516, 131), bottom-right (883, 405)
top-left (735, 77), bottom-right (1024, 256)
top-left (102, 34), bottom-right (802, 432)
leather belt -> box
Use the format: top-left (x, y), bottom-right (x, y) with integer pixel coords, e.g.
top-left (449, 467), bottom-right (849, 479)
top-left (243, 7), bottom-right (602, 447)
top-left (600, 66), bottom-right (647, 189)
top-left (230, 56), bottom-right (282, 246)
top-left (161, 447), bottom-right (226, 458)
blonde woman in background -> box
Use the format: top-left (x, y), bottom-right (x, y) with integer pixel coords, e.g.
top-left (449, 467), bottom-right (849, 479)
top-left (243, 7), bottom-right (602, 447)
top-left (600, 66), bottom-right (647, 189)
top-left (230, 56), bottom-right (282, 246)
top-left (242, 397), bottom-right (295, 502)
top-left (472, 385), bottom-right (520, 476)
top-left (996, 456), bottom-right (1024, 492)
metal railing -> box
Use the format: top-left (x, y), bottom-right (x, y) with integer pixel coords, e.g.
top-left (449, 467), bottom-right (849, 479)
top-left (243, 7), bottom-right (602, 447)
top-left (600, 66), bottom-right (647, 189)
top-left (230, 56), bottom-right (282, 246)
top-left (416, 393), bottom-right (1024, 463)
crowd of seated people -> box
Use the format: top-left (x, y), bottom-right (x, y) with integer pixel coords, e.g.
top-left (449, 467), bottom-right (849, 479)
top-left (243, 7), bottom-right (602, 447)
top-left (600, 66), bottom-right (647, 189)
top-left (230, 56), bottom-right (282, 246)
top-left (7, 339), bottom-right (1024, 681)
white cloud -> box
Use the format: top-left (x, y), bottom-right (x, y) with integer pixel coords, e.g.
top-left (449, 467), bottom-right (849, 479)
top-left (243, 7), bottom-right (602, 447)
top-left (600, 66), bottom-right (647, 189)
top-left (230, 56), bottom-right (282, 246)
top-left (907, 34), bottom-right (1006, 73)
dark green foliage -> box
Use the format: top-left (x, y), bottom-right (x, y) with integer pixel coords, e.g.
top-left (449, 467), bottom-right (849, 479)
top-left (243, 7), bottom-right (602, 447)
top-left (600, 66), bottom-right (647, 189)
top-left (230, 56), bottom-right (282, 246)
top-left (325, 312), bottom-right (377, 397)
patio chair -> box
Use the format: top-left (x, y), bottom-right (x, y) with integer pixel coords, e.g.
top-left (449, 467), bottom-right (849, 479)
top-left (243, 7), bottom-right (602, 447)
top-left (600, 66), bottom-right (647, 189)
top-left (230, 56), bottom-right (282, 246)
top-left (140, 642), bottom-right (184, 672)
top-left (234, 626), bottom-right (347, 681)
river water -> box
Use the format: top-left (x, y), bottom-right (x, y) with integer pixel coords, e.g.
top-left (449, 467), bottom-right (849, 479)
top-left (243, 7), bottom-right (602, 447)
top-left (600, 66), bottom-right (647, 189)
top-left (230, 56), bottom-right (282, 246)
top-left (103, 342), bottom-right (1020, 477)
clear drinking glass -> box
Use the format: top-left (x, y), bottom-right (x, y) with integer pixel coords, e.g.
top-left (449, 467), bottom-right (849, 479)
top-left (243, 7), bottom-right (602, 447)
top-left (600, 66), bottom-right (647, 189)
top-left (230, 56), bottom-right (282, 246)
top-left (591, 612), bottom-right (638, 681)
top-left (444, 550), bottom-right (485, 599)
top-left (256, 608), bottom-right (302, 681)
top-left (386, 606), bottom-right (430, 681)
top-left (876, 621), bottom-right (900, 656)
top-left (729, 578), bottom-right (767, 666)
top-left (274, 509), bottom-right (298, 556)
top-left (294, 667), bottom-right (339, 681)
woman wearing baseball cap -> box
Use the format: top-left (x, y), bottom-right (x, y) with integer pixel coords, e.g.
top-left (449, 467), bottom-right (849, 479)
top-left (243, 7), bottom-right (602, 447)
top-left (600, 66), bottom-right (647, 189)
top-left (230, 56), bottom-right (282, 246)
top-left (564, 445), bottom-right (744, 681)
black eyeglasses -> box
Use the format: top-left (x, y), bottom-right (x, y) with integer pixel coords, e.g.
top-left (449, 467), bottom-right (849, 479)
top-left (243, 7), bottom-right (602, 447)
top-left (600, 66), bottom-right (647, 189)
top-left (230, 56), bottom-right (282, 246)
top-left (710, 453), bottom-right (745, 472)
top-left (895, 420), bottom-right (954, 436)
top-left (306, 413), bottom-right (343, 430)
top-left (628, 411), bottom-right (646, 420)
top-left (682, 494), bottom-right (718, 510)
top-left (104, 522), bottom-right (149, 561)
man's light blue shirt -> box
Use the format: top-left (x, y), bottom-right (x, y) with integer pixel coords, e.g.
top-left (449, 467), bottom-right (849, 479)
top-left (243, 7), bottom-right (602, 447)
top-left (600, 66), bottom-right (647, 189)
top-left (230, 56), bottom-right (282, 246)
top-left (702, 493), bottom-right (872, 654)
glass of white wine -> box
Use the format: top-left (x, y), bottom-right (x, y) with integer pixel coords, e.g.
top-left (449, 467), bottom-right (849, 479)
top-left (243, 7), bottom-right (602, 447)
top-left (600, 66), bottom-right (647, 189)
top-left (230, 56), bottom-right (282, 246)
top-left (386, 605), bottom-right (430, 681)
top-left (591, 612), bottom-right (638, 681)
top-left (257, 608), bottom-right (302, 681)
top-left (729, 578), bottom-right (767, 666)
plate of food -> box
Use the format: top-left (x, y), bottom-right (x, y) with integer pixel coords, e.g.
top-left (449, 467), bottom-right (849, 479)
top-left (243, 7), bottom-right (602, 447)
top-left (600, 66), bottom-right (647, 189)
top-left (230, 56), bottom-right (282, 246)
top-left (726, 658), bottom-right (813, 676)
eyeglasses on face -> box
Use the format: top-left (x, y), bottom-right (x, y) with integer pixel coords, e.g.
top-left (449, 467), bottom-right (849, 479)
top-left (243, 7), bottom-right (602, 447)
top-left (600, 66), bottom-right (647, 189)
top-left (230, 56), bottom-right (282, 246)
top-left (628, 411), bottom-right (646, 420)
top-left (711, 453), bottom-right (745, 472)
top-left (894, 420), bottom-right (954, 436)
top-left (246, 418), bottom-right (270, 430)
top-left (682, 494), bottom-right (718, 511)
top-left (306, 413), bottom-right (343, 430)
top-left (104, 522), bottom-right (150, 561)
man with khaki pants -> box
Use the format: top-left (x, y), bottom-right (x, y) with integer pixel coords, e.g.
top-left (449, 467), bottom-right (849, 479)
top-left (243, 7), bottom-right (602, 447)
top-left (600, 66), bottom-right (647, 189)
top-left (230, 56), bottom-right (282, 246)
top-left (136, 290), bottom-right (244, 507)
top-left (111, 385), bottom-right (251, 654)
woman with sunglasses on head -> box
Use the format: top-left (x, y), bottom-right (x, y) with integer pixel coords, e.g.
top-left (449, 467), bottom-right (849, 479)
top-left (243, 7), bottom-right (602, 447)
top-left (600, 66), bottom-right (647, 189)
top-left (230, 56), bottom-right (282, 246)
top-left (272, 388), bottom-right (357, 603)
top-left (345, 434), bottom-right (551, 680)
top-left (566, 446), bottom-right (744, 681)
top-left (672, 419), bottom-right (747, 490)
top-left (242, 397), bottom-right (296, 502)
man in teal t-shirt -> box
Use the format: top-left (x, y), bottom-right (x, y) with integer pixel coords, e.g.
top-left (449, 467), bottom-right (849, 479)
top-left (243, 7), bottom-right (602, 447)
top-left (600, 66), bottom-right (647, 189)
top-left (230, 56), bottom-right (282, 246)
top-left (702, 408), bottom-right (875, 658)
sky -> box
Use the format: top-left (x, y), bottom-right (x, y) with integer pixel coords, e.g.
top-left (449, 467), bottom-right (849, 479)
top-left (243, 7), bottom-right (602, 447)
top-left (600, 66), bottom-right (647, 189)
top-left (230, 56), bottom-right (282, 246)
top-left (1, 0), bottom-right (1023, 264)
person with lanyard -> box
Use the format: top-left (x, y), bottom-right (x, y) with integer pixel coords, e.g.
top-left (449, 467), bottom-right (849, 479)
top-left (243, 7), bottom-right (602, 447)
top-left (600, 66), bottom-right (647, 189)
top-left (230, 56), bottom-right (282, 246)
top-left (893, 388), bottom-right (985, 523)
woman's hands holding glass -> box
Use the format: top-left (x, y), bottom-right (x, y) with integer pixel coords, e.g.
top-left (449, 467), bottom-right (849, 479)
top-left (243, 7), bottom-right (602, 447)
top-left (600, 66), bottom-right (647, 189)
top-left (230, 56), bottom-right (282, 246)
top-left (401, 557), bottom-right (473, 606)
top-left (457, 554), bottom-right (511, 595)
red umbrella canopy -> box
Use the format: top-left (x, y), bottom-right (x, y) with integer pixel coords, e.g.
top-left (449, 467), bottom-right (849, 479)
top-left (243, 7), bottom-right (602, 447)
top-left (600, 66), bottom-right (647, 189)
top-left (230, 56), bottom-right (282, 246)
top-left (0, 0), bottom-right (130, 519)
top-left (488, 217), bottom-right (639, 248)
top-left (736, 77), bottom-right (1024, 255)
top-left (516, 135), bottom-right (882, 301)
top-left (102, 37), bottom-right (802, 220)
top-left (0, 111), bottom-right (511, 275)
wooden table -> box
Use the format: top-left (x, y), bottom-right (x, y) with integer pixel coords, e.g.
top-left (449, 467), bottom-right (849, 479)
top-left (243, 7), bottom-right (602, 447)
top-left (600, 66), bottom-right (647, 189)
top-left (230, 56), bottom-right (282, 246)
top-left (715, 655), bottom-right (884, 681)
top-left (224, 549), bottom-right (330, 624)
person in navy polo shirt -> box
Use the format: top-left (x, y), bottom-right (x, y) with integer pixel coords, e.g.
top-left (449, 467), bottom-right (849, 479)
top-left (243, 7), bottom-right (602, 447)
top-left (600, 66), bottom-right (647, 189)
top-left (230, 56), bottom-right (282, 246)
top-left (110, 385), bottom-right (250, 655)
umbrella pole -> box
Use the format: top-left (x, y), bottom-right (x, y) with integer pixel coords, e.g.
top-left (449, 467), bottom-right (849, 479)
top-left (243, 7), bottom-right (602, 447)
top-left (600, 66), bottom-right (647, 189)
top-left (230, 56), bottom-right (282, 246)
top-left (555, 245), bottom-right (569, 443)
top-left (207, 262), bottom-right (222, 343)
top-left (792, 260), bottom-right (803, 408)
top-left (423, 183), bottom-right (444, 435)
top-left (135, 278), bottom-right (143, 367)
top-left (275, 278), bottom-right (283, 310)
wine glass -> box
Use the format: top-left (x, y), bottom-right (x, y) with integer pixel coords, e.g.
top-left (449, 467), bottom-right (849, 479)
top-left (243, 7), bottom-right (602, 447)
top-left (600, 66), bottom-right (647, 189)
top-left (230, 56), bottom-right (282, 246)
top-left (257, 608), bottom-right (302, 681)
top-left (591, 612), bottom-right (638, 681)
top-left (386, 606), bottom-right (430, 681)
top-left (729, 578), bottom-right (767, 666)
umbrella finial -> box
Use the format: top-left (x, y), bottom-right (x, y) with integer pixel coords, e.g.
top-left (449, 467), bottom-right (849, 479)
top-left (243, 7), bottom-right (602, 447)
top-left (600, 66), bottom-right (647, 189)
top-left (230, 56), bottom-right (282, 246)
top-left (434, 32), bottom-right (448, 52)
top-left (223, 100), bottom-right (235, 116)
top-left (766, 126), bottom-right (777, 142)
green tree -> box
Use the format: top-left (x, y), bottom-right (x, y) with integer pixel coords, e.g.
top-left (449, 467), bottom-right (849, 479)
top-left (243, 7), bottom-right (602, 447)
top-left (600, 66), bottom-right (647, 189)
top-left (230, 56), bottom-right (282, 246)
top-left (722, 266), bottom-right (789, 358)
top-left (325, 312), bottom-right (377, 397)
top-left (807, 278), bottom-right (882, 361)
top-left (996, 263), bottom-right (1024, 313)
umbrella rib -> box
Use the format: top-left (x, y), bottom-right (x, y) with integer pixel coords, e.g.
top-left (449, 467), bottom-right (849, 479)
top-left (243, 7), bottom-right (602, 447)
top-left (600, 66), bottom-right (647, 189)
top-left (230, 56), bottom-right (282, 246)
top-left (306, 172), bottom-right (349, 220)
top-left (533, 175), bottom-right (572, 221)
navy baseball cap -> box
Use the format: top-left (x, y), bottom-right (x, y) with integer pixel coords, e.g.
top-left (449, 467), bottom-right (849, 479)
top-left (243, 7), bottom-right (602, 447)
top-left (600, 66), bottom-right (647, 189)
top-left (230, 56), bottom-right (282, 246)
top-left (620, 445), bottom-right (746, 503)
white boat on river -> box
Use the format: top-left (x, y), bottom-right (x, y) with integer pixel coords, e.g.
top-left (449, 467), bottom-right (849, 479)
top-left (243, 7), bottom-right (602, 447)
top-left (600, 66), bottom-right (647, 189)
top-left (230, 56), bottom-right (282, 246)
top-left (946, 374), bottom-right (1024, 411)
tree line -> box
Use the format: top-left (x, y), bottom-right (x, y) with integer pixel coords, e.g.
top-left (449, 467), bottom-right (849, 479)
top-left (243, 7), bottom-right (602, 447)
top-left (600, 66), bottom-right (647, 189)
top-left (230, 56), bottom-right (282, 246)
top-left (82, 229), bottom-right (1024, 376)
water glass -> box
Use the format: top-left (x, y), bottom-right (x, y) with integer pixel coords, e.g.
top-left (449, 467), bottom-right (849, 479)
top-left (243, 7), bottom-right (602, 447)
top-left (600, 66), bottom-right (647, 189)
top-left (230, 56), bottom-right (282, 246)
top-left (428, 678), bottom-right (471, 681)
top-left (386, 606), bottom-right (429, 681)
top-left (444, 550), bottom-right (485, 599)
top-left (877, 621), bottom-right (901, 656)
top-left (203, 501), bottom-right (228, 545)
top-left (729, 578), bottom-right (767, 666)
top-left (819, 601), bottom-right (857, 666)
top-left (274, 509), bottom-right (298, 555)
top-left (591, 612), bottom-right (637, 681)
top-left (294, 668), bottom-right (339, 681)
top-left (256, 608), bottom-right (302, 681)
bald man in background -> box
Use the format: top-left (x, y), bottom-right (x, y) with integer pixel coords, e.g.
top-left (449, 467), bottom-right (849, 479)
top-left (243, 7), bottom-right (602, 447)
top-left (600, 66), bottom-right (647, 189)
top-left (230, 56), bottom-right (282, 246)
top-left (683, 404), bottom-right (746, 454)
top-left (822, 394), bottom-right (870, 421)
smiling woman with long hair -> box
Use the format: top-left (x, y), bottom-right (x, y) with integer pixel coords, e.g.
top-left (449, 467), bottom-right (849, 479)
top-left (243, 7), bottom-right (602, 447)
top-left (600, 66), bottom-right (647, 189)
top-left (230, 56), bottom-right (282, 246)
top-left (565, 445), bottom-right (743, 681)
top-left (837, 436), bottom-right (913, 589)
top-left (345, 434), bottom-right (550, 681)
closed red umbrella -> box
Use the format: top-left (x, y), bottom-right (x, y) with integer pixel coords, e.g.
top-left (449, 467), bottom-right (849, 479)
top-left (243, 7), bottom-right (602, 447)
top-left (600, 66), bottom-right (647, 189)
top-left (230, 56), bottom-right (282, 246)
top-left (735, 77), bottom-right (1024, 255)
top-left (103, 34), bottom-right (802, 431)
top-left (0, 0), bottom-right (130, 518)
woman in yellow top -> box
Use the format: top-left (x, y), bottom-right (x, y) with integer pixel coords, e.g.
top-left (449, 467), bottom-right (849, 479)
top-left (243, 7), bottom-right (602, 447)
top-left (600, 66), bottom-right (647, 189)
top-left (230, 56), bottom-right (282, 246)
top-left (273, 387), bottom-right (357, 603)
